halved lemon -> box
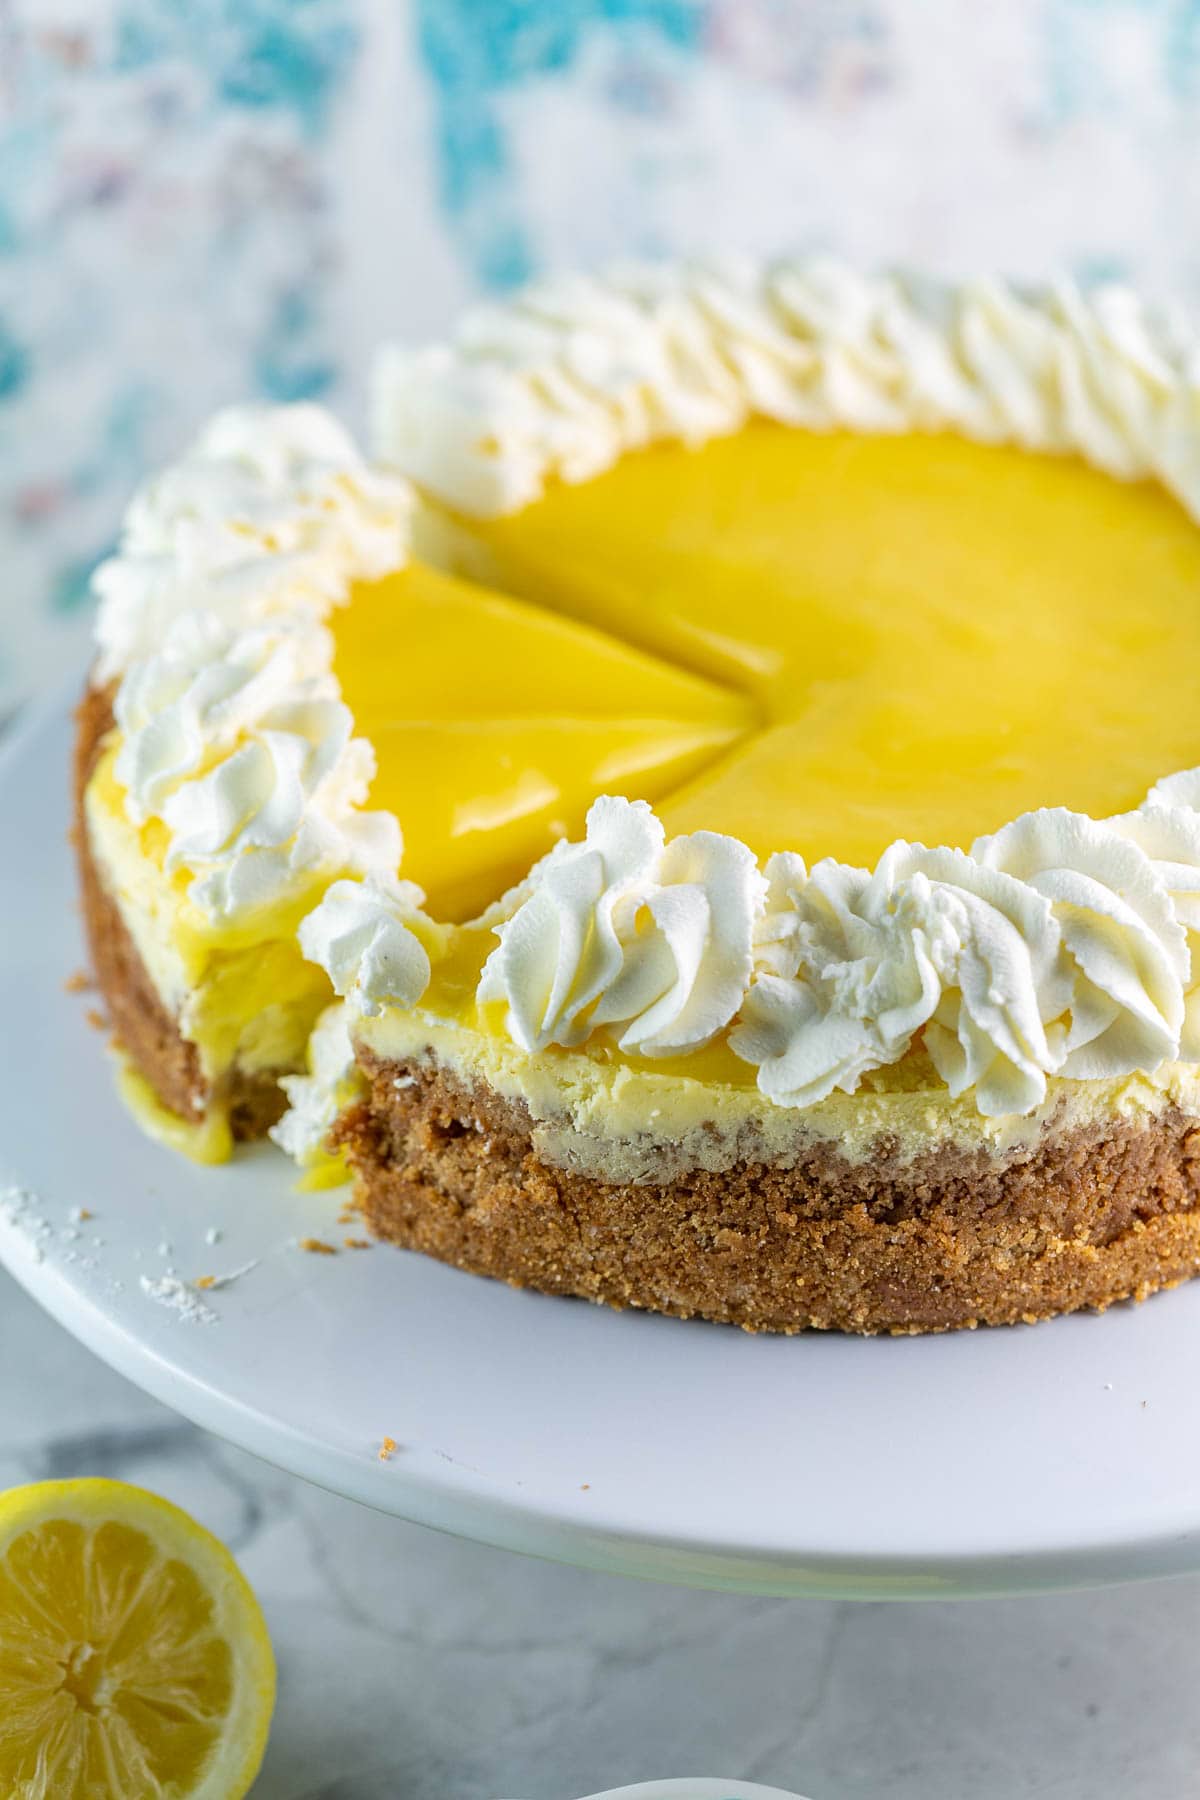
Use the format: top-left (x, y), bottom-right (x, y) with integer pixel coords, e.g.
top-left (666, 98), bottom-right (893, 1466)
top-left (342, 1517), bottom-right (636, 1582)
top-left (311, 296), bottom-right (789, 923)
top-left (0, 1478), bottom-right (275, 1798)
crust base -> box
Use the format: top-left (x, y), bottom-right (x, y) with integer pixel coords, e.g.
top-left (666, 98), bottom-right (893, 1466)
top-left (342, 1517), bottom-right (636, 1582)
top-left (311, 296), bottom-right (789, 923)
top-left (334, 1050), bottom-right (1200, 1333)
top-left (73, 683), bottom-right (287, 1141)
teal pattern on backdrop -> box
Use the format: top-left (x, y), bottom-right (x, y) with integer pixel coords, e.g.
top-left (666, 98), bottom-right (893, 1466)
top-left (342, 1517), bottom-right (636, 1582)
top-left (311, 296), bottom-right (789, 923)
top-left (0, 0), bottom-right (361, 709)
top-left (3, 0), bottom-right (1200, 712)
top-left (416, 0), bottom-right (706, 290)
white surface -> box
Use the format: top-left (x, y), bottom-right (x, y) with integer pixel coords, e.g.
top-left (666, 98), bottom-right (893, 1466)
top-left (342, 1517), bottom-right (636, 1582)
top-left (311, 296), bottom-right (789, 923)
top-left (6, 684), bottom-right (1200, 1601)
top-left (4, 1267), bottom-right (1200, 1800)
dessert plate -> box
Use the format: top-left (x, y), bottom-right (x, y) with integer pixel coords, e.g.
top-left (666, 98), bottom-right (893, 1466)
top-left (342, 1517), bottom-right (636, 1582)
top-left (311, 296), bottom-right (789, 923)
top-left (6, 684), bottom-right (1200, 1601)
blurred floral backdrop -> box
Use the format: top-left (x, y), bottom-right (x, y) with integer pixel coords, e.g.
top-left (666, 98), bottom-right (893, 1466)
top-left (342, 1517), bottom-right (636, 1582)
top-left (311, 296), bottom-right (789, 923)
top-left (3, 0), bottom-right (1200, 712)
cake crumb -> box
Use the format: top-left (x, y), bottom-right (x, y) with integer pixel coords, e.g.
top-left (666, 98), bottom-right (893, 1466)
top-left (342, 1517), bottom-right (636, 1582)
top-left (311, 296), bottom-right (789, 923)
top-left (63, 969), bottom-right (91, 994)
top-left (1, 1185), bottom-right (53, 1264)
top-left (298, 1237), bottom-right (336, 1255)
top-left (139, 1274), bottom-right (216, 1325)
top-left (344, 1237), bottom-right (371, 1249)
top-left (70, 1206), bottom-right (93, 1223)
top-left (204, 1226), bottom-right (222, 1246)
top-left (193, 1259), bottom-right (258, 1292)
top-left (580, 1483), bottom-right (591, 1491)
top-left (378, 1436), bottom-right (398, 1462)
top-left (85, 1007), bottom-right (108, 1032)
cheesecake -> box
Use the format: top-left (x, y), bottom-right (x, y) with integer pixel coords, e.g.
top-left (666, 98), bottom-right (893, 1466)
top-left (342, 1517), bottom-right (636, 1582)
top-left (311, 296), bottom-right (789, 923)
top-left (76, 259), bottom-right (1200, 1330)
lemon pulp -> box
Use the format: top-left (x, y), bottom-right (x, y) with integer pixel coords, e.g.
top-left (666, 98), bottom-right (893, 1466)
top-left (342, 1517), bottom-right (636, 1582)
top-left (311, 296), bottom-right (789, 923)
top-left (0, 1479), bottom-right (274, 1799)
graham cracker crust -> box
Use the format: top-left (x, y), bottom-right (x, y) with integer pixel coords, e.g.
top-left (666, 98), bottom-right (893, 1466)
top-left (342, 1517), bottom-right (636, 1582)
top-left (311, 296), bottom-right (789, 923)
top-left (334, 1050), bottom-right (1200, 1333)
top-left (73, 681), bottom-right (287, 1140)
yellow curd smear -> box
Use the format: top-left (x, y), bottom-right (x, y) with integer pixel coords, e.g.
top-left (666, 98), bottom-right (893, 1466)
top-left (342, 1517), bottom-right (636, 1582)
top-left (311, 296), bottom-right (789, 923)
top-left (114, 1056), bottom-right (234, 1165)
top-left (330, 560), bottom-right (754, 919)
top-left (447, 425), bottom-right (1200, 869)
top-left (87, 745), bottom-right (339, 1162)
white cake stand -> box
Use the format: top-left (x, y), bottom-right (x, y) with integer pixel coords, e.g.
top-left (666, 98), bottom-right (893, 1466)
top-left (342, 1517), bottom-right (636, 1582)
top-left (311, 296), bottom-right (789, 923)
top-left (4, 682), bottom-right (1200, 1600)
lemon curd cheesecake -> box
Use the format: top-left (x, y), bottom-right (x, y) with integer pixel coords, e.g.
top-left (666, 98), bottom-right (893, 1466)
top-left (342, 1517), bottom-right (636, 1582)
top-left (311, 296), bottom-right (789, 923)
top-left (75, 258), bottom-right (1200, 1332)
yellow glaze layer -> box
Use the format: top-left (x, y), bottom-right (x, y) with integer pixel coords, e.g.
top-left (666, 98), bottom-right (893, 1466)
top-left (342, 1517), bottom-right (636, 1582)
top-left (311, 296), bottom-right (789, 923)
top-left (436, 425), bottom-right (1200, 869)
top-left (330, 560), bottom-right (753, 919)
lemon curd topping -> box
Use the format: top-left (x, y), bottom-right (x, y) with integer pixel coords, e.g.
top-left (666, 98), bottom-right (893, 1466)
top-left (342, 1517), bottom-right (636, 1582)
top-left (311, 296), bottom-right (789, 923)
top-left (438, 424), bottom-right (1200, 871)
top-left (329, 559), bottom-right (753, 920)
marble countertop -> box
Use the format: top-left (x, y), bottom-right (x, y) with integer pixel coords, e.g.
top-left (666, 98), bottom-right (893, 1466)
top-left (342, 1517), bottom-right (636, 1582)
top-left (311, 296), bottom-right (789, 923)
top-left (5, 1266), bottom-right (1199, 1799)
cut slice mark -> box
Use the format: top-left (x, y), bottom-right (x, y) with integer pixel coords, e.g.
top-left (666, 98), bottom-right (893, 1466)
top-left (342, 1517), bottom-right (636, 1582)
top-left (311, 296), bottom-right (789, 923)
top-left (332, 559), bottom-right (756, 919)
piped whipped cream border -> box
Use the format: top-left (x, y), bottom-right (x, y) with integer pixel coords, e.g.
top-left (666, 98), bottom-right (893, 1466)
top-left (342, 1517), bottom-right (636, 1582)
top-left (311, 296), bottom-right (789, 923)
top-left (91, 404), bottom-right (412, 922)
top-left (305, 788), bottom-right (1200, 1124)
top-left (92, 261), bottom-right (1200, 1125)
top-left (372, 255), bottom-right (1200, 521)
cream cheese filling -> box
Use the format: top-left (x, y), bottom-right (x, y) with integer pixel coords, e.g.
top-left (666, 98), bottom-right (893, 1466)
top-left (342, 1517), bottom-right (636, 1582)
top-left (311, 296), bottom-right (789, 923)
top-left (356, 1003), bottom-right (1200, 1183)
